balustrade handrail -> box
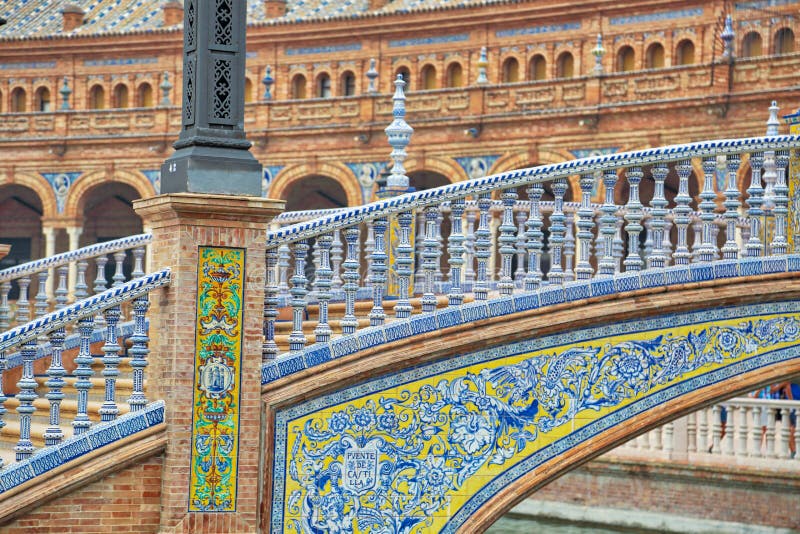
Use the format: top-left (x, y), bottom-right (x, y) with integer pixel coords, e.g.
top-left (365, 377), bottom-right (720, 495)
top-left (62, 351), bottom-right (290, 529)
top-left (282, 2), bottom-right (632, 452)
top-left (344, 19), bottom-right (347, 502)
top-left (0, 233), bottom-right (152, 283)
top-left (722, 397), bottom-right (800, 409)
top-left (267, 135), bottom-right (800, 247)
top-left (0, 268), bottom-right (170, 353)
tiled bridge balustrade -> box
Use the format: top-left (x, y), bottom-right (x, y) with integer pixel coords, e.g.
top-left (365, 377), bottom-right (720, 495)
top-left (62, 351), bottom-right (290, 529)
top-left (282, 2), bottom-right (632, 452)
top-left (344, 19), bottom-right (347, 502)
top-left (1, 134), bottom-right (800, 531)
top-left (260, 133), bottom-right (800, 532)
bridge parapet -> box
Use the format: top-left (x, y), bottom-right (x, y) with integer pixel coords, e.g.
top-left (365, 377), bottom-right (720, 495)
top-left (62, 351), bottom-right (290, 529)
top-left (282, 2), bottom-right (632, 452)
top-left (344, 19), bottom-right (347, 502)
top-left (263, 133), bottom-right (800, 379)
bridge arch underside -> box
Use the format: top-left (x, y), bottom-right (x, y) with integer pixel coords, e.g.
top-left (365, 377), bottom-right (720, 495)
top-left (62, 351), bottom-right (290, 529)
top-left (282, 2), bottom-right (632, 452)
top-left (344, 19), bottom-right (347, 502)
top-left (262, 275), bottom-right (800, 534)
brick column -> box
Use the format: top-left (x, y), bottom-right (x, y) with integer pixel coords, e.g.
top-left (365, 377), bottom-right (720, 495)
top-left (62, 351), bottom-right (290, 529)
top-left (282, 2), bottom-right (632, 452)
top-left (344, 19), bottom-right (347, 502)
top-left (134, 193), bottom-right (283, 533)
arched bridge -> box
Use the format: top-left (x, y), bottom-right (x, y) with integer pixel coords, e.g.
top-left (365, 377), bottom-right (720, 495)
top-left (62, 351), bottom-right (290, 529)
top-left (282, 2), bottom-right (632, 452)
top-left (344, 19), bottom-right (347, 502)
top-left (0, 133), bottom-right (799, 532)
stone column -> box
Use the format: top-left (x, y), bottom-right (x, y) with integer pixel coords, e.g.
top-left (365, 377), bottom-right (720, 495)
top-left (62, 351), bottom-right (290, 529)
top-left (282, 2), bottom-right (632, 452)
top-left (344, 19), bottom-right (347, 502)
top-left (134, 193), bottom-right (283, 532)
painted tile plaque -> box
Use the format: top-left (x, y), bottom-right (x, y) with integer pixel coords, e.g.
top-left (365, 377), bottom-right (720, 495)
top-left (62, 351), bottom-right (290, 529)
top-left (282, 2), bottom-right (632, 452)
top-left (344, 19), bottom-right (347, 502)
top-left (189, 246), bottom-right (245, 512)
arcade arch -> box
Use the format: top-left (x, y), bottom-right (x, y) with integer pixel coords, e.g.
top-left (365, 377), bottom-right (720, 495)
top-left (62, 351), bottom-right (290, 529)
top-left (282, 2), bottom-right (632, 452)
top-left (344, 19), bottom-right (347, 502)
top-left (270, 163), bottom-right (361, 209)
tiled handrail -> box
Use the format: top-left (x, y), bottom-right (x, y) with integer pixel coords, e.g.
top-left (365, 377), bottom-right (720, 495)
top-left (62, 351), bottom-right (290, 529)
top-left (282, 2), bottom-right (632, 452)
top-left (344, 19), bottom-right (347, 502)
top-left (0, 233), bottom-right (153, 330)
top-left (267, 135), bottom-right (799, 245)
top-left (263, 133), bottom-right (800, 363)
top-left (622, 397), bottom-right (800, 462)
top-left (0, 268), bottom-right (170, 468)
top-left (0, 234), bottom-right (151, 283)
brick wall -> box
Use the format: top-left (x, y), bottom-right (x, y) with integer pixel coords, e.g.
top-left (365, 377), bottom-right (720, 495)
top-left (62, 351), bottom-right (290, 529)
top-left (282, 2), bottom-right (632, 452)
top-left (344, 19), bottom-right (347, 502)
top-left (534, 457), bottom-right (800, 529)
top-left (1, 454), bottom-right (163, 533)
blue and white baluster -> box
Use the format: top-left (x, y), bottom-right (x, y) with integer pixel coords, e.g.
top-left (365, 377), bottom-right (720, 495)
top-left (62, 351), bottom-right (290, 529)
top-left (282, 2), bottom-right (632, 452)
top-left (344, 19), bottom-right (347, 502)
top-left (448, 198), bottom-right (466, 306)
top-left (330, 229), bottom-right (344, 291)
top-left (74, 260), bottom-right (89, 300)
top-left (0, 281), bottom-right (10, 330)
top-left (746, 151), bottom-right (765, 257)
top-left (277, 243), bottom-right (291, 294)
top-left (414, 212), bottom-right (426, 290)
top-left (263, 248), bottom-right (280, 360)
top-left (771, 150), bottom-right (790, 255)
top-left (0, 349), bottom-right (6, 467)
top-left (691, 220), bottom-right (703, 262)
top-left (112, 251), bottom-right (126, 287)
top-left (514, 208), bottom-right (527, 286)
top-left (34, 270), bottom-right (49, 319)
top-left (16, 276), bottom-right (31, 325)
top-left (99, 305), bottom-right (121, 422)
top-left (649, 163), bottom-right (669, 268)
top-left (599, 170), bottom-right (618, 276)
top-left (613, 218), bottom-right (625, 273)
top-left (288, 240), bottom-right (309, 351)
top-left (435, 211), bottom-right (445, 283)
top-left (422, 206), bottom-right (440, 312)
top-left (525, 183), bottom-right (545, 290)
top-left (663, 217), bottom-right (675, 263)
top-left (72, 316), bottom-right (95, 435)
top-left (623, 167), bottom-right (644, 271)
top-left (369, 218), bottom-right (388, 326)
top-left (43, 266), bottom-right (69, 445)
top-left (394, 211), bottom-right (414, 318)
top-left (314, 234), bottom-right (334, 342)
top-left (643, 217), bottom-right (654, 259)
top-left (722, 154), bottom-right (742, 260)
top-left (498, 189), bottom-right (518, 296)
top-left (564, 210), bottom-right (576, 282)
top-left (549, 178), bottom-right (568, 284)
top-left (127, 284), bottom-right (150, 413)
top-left (673, 160), bottom-right (694, 265)
top-left (364, 222), bottom-right (375, 289)
top-left (341, 227), bottom-right (361, 334)
top-left (464, 206), bottom-right (477, 287)
top-left (15, 339), bottom-right (38, 460)
top-left (576, 173), bottom-right (596, 280)
top-left (93, 255), bottom-right (108, 326)
top-left (132, 246), bottom-right (145, 278)
top-left (474, 193), bottom-right (492, 300)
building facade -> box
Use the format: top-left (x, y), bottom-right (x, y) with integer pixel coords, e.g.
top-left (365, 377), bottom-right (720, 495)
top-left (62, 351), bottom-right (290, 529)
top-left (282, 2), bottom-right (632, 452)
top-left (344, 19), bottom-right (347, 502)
top-left (0, 0), bottom-right (797, 269)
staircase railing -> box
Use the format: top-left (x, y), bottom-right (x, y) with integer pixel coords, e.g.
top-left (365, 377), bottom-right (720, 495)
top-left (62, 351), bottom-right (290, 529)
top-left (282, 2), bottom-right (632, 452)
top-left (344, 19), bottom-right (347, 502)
top-left (262, 134), bottom-right (800, 369)
top-left (0, 234), bottom-right (152, 330)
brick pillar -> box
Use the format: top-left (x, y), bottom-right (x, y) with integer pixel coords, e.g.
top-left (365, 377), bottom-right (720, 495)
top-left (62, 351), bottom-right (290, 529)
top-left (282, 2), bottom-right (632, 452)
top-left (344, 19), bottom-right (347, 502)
top-left (134, 193), bottom-right (283, 533)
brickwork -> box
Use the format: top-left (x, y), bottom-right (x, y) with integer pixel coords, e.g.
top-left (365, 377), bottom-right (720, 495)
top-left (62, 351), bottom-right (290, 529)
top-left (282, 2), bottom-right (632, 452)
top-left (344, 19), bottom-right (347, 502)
top-left (134, 194), bottom-right (282, 532)
top-left (534, 458), bottom-right (800, 529)
top-left (1, 454), bottom-right (163, 533)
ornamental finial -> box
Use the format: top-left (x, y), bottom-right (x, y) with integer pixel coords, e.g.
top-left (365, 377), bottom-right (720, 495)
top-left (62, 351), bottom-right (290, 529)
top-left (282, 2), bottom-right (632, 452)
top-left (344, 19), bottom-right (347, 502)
top-left (60, 76), bottom-right (72, 110)
top-left (767, 100), bottom-right (780, 136)
top-left (721, 15), bottom-right (735, 60)
top-left (384, 75), bottom-right (414, 189)
top-left (476, 46), bottom-right (489, 85)
top-left (366, 58), bottom-right (379, 94)
top-left (160, 71), bottom-right (173, 106)
top-left (262, 66), bottom-right (274, 100)
top-left (592, 34), bottom-right (606, 75)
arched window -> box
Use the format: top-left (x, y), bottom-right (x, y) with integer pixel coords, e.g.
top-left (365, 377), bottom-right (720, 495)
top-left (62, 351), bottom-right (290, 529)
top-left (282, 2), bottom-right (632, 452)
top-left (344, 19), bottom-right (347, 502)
top-left (113, 84), bottom-right (129, 108)
top-left (502, 57), bottom-right (520, 83)
top-left (137, 83), bottom-right (153, 107)
top-left (316, 73), bottom-right (332, 98)
top-left (529, 54), bottom-right (546, 81)
top-left (291, 74), bottom-right (307, 99)
top-left (34, 86), bottom-right (51, 112)
top-left (395, 66), bottom-right (411, 85)
top-left (675, 39), bottom-right (695, 65)
top-left (341, 71), bottom-right (356, 96)
top-left (10, 87), bottom-right (27, 112)
top-left (421, 64), bottom-right (437, 90)
top-left (742, 31), bottom-right (763, 57)
top-left (446, 62), bottom-right (463, 88)
top-left (0, 90), bottom-right (4, 113)
top-left (617, 46), bottom-right (635, 72)
top-left (556, 52), bottom-right (574, 78)
top-left (645, 43), bottom-right (665, 68)
top-left (775, 27), bottom-right (795, 55)
top-left (89, 85), bottom-right (106, 110)
top-left (244, 78), bottom-right (253, 103)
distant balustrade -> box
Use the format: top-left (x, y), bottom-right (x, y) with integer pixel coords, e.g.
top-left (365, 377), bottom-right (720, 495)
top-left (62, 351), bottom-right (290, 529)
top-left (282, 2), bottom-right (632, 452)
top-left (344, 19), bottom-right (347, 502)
top-left (263, 135), bottom-right (800, 363)
top-left (617, 396), bottom-right (800, 466)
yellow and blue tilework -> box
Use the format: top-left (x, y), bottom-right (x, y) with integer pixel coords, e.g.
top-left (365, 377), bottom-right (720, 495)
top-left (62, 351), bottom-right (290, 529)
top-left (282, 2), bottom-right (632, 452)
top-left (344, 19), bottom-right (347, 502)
top-left (190, 247), bottom-right (245, 512)
top-left (271, 301), bottom-right (800, 533)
